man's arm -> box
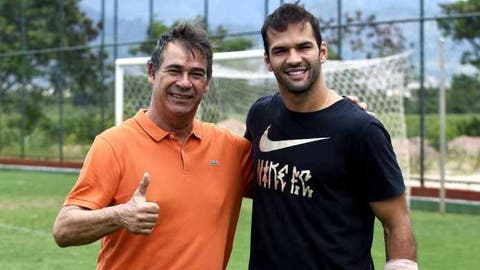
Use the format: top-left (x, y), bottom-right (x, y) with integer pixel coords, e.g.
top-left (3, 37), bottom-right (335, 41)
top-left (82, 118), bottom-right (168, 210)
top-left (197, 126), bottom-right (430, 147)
top-left (371, 193), bottom-right (417, 259)
top-left (370, 193), bottom-right (417, 269)
top-left (53, 173), bottom-right (160, 247)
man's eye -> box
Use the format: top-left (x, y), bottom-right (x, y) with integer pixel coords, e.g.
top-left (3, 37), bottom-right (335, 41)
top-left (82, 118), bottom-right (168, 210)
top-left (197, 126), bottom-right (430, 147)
top-left (190, 72), bottom-right (205, 79)
top-left (272, 49), bottom-right (286, 55)
top-left (165, 69), bottom-right (181, 76)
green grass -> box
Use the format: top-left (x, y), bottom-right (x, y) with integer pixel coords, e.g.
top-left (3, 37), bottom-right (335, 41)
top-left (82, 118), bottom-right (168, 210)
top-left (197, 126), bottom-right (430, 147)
top-left (1, 169), bottom-right (479, 269)
top-left (0, 169), bottom-right (99, 270)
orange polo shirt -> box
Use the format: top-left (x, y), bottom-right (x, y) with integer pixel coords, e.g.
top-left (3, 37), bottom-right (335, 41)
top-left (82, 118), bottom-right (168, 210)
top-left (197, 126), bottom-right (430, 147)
top-left (64, 110), bottom-right (253, 270)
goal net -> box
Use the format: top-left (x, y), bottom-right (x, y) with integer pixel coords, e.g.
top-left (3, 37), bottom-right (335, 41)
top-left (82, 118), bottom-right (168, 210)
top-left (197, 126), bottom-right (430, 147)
top-left (115, 49), bottom-right (413, 185)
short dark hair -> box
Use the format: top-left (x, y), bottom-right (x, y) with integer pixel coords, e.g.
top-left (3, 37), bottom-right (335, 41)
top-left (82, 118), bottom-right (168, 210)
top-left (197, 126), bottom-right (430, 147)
top-left (261, 2), bottom-right (323, 58)
top-left (149, 22), bottom-right (213, 80)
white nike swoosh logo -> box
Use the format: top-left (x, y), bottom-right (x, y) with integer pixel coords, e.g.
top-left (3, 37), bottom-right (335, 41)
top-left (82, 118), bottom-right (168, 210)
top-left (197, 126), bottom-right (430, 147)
top-left (259, 125), bottom-right (330, 152)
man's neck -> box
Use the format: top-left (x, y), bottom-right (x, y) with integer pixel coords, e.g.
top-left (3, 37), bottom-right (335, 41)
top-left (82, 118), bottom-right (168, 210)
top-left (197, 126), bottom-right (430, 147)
top-left (147, 110), bottom-right (193, 144)
top-left (281, 85), bottom-right (340, 113)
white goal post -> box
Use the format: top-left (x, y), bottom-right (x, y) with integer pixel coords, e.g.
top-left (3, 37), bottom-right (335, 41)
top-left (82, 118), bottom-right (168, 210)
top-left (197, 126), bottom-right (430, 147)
top-left (114, 49), bottom-right (267, 126)
top-left (115, 49), bottom-right (413, 187)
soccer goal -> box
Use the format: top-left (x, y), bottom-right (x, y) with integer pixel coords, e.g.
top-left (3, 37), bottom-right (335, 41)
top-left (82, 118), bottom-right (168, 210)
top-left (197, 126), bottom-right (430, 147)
top-left (115, 49), bottom-right (413, 185)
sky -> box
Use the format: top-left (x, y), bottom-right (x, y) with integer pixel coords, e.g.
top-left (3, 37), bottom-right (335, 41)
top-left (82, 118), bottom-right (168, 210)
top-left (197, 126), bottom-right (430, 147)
top-left (79, 0), bottom-right (456, 30)
top-left (78, 0), bottom-right (474, 84)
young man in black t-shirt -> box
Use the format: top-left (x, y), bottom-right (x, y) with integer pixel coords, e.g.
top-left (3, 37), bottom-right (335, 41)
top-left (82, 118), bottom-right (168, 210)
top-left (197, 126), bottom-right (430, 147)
top-left (245, 3), bottom-right (417, 270)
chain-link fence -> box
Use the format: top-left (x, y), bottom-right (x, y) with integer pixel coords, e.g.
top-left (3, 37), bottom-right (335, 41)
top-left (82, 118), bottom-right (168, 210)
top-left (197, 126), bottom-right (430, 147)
top-left (1, 0), bottom-right (480, 190)
top-left (118, 50), bottom-right (413, 188)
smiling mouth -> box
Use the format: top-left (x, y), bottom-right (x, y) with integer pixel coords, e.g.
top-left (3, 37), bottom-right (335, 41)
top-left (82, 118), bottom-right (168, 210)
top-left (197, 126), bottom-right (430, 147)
top-left (170, 93), bottom-right (193, 100)
top-left (284, 68), bottom-right (308, 79)
top-left (287, 70), bottom-right (306, 76)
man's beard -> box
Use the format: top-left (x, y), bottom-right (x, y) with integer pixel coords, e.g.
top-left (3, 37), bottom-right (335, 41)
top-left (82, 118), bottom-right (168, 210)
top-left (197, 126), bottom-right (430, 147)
top-left (273, 62), bottom-right (320, 95)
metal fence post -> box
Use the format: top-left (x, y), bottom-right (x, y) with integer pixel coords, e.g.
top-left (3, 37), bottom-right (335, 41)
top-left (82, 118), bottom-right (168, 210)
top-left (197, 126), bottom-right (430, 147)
top-left (438, 37), bottom-right (446, 214)
top-left (57, 0), bottom-right (65, 161)
top-left (20, 0), bottom-right (26, 159)
top-left (419, 0), bottom-right (425, 187)
top-left (100, 0), bottom-right (106, 131)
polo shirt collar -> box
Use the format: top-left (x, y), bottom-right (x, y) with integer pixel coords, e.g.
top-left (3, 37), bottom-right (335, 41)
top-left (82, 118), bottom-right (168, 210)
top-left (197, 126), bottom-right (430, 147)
top-left (133, 109), bottom-right (203, 142)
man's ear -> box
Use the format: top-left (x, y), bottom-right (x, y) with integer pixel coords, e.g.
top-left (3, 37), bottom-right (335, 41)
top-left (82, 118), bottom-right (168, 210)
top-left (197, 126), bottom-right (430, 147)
top-left (147, 61), bottom-right (155, 83)
top-left (320, 41), bottom-right (328, 64)
top-left (264, 53), bottom-right (273, 71)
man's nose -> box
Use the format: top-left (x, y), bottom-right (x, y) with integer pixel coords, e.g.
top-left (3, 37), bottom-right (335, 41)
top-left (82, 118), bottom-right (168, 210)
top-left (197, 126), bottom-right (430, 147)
top-left (286, 49), bottom-right (302, 65)
top-left (175, 72), bottom-right (193, 89)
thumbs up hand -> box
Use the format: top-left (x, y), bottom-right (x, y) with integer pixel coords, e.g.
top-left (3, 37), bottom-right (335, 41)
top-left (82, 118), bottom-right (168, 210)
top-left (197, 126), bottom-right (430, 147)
top-left (120, 173), bottom-right (160, 235)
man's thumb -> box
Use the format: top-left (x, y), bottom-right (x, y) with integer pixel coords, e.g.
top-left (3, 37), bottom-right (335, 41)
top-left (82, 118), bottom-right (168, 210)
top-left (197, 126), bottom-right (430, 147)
top-left (136, 172), bottom-right (150, 197)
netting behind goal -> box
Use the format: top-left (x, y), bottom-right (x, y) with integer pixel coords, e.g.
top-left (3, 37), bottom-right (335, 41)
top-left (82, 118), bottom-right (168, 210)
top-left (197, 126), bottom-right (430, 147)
top-left (115, 49), bottom-right (412, 183)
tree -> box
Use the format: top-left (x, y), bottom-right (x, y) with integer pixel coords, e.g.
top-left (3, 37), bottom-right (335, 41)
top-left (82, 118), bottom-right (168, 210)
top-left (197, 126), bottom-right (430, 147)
top-left (130, 16), bottom-right (254, 56)
top-left (447, 74), bottom-right (480, 114)
top-left (320, 11), bottom-right (408, 59)
top-left (406, 74), bottom-right (480, 115)
top-left (436, 0), bottom-right (480, 116)
top-left (129, 20), bottom-right (169, 56)
top-left (0, 0), bottom-right (106, 106)
top-left (209, 25), bottom-right (254, 52)
top-left (0, 0), bottom-right (108, 145)
top-left (437, 0), bottom-right (480, 69)
top-left (186, 16), bottom-right (254, 52)
top-left (404, 88), bottom-right (440, 114)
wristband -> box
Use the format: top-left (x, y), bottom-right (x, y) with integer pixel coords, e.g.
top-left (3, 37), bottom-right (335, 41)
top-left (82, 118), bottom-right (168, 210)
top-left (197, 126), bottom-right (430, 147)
top-left (384, 259), bottom-right (418, 270)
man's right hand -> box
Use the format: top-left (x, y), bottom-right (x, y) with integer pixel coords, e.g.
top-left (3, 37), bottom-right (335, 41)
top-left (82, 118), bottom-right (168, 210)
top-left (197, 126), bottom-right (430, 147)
top-left (120, 173), bottom-right (160, 235)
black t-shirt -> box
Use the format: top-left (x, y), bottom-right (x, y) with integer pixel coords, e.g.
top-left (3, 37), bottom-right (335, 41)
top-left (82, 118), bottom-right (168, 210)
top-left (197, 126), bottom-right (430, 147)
top-left (245, 93), bottom-right (405, 270)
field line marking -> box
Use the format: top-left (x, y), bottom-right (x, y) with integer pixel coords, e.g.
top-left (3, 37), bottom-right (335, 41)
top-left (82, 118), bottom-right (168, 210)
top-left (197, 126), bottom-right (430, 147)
top-left (0, 164), bottom-right (80, 174)
top-left (0, 222), bottom-right (51, 237)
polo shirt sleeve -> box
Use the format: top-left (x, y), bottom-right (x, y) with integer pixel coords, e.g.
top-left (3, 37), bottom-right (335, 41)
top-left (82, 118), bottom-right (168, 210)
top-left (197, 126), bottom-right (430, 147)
top-left (64, 135), bottom-right (121, 210)
top-left (355, 121), bottom-right (405, 202)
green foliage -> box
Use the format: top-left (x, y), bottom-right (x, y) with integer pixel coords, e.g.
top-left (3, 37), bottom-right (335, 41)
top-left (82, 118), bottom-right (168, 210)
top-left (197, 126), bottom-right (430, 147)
top-left (0, 0), bottom-right (108, 105)
top-left (404, 73), bottom-right (480, 149)
top-left (0, 88), bottom-right (47, 153)
top-left (437, 0), bottom-right (480, 69)
top-left (405, 114), bottom-right (480, 149)
top-left (0, 113), bottom-right (21, 153)
top-left (210, 25), bottom-right (254, 52)
top-left (129, 20), bottom-right (169, 56)
top-left (0, 0), bottom-right (111, 158)
top-left (447, 74), bottom-right (480, 113)
top-left (129, 17), bottom-right (255, 56)
top-left (405, 74), bottom-right (480, 115)
top-left (0, 101), bottom-right (112, 160)
top-left (404, 89), bottom-right (439, 114)
top-left (38, 105), bottom-right (113, 145)
top-left (456, 115), bottom-right (480, 136)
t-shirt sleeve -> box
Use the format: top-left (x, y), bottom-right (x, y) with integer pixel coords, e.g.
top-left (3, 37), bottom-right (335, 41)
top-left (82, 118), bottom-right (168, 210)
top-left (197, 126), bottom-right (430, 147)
top-left (355, 121), bottom-right (405, 202)
top-left (63, 135), bottom-right (121, 210)
top-left (244, 95), bottom-right (270, 142)
top-left (235, 135), bottom-right (254, 198)
top-left (244, 105), bottom-right (254, 142)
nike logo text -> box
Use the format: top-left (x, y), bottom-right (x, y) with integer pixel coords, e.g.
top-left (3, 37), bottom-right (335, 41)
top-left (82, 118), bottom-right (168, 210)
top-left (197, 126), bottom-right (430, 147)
top-left (259, 125), bottom-right (330, 152)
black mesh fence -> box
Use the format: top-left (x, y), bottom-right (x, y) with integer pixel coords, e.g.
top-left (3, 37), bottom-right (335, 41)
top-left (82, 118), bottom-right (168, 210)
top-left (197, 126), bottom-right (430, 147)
top-left (1, 0), bottom-right (479, 183)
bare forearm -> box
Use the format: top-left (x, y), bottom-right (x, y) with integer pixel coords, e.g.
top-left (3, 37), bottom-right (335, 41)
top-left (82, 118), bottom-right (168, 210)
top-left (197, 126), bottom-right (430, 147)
top-left (54, 174), bottom-right (159, 247)
top-left (384, 225), bottom-right (417, 261)
top-left (371, 194), bottom-right (417, 262)
top-left (53, 205), bottom-right (125, 247)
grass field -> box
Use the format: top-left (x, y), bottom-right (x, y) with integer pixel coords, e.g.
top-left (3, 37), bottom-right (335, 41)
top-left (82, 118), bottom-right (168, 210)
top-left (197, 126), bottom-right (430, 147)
top-left (1, 169), bottom-right (479, 269)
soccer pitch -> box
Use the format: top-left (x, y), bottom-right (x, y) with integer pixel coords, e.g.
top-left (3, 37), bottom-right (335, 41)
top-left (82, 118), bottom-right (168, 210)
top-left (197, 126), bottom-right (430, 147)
top-left (0, 169), bottom-right (479, 269)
